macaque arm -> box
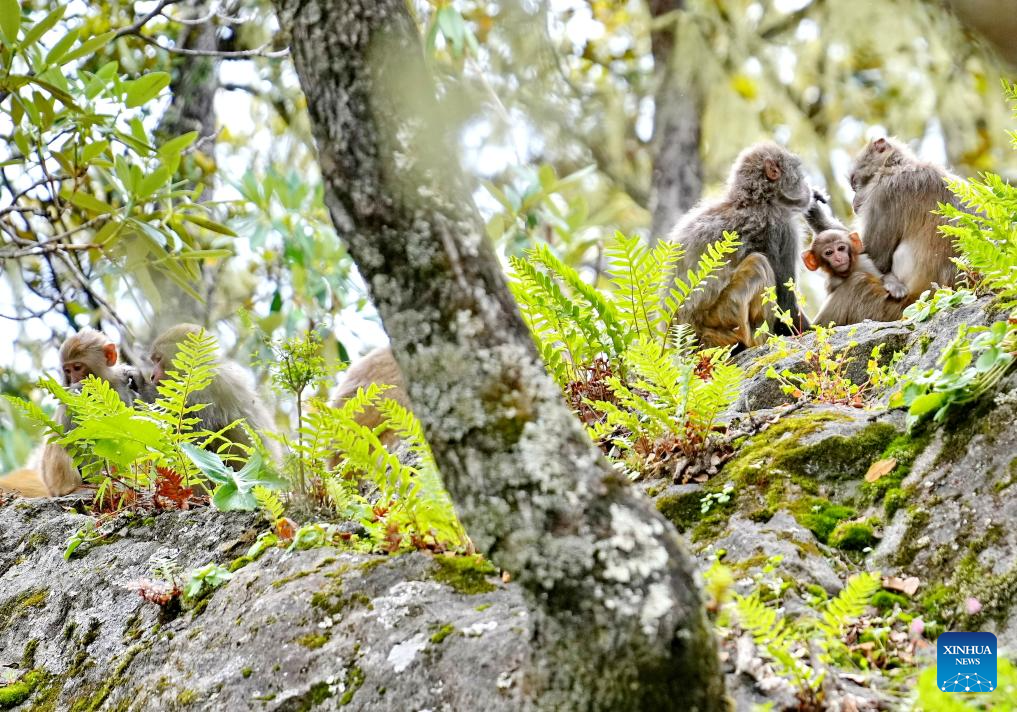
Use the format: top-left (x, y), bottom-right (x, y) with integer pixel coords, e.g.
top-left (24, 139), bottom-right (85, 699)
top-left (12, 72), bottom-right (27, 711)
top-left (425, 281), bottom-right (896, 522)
top-left (804, 192), bottom-right (848, 235)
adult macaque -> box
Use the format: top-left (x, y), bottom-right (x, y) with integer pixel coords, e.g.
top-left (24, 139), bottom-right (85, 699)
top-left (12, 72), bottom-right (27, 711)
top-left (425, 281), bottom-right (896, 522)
top-left (808, 137), bottom-right (960, 299)
top-left (667, 142), bottom-right (815, 348)
top-left (149, 324), bottom-right (279, 466)
top-left (803, 229), bottom-right (909, 325)
top-left (0, 329), bottom-right (153, 497)
top-left (332, 346), bottom-right (410, 447)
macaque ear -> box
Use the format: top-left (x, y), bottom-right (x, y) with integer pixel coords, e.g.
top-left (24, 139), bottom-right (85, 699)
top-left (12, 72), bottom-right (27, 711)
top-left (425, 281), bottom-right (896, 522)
top-left (873, 137), bottom-right (888, 152)
top-left (802, 251), bottom-right (819, 271)
top-left (849, 231), bottom-right (864, 253)
top-left (103, 343), bottom-right (118, 366)
top-left (763, 158), bottom-right (782, 182)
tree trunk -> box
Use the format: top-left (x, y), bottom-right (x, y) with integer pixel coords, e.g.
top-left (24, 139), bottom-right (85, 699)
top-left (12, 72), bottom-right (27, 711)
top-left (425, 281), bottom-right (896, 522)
top-left (272, 0), bottom-right (725, 708)
top-left (647, 0), bottom-right (703, 243)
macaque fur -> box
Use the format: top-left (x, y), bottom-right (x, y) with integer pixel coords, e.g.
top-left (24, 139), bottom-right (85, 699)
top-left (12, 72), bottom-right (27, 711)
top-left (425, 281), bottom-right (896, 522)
top-left (807, 137), bottom-right (960, 306)
top-left (666, 142), bottom-right (814, 348)
top-left (150, 324), bottom-right (280, 466)
top-left (0, 329), bottom-right (153, 497)
top-left (332, 346), bottom-right (410, 447)
top-left (803, 229), bottom-right (909, 325)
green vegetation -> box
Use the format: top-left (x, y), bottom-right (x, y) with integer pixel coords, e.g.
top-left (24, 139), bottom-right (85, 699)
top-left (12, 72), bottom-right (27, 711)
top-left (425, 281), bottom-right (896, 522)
top-left (509, 232), bottom-right (744, 477)
top-left (432, 555), bottom-right (498, 595)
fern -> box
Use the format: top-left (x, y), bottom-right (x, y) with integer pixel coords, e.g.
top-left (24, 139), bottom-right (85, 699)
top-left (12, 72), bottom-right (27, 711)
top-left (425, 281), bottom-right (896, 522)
top-left (938, 79), bottom-right (1017, 307)
top-left (253, 486), bottom-right (286, 523)
top-left (816, 571), bottom-right (881, 641)
top-left (297, 388), bottom-right (467, 553)
top-left (151, 329), bottom-right (219, 445)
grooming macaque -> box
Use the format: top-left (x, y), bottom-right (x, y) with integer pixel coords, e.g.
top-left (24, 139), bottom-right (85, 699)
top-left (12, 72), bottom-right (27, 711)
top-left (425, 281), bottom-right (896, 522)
top-left (0, 329), bottom-right (154, 497)
top-left (667, 142), bottom-right (814, 348)
top-left (803, 229), bottom-right (910, 325)
top-left (331, 346), bottom-right (410, 447)
top-left (807, 137), bottom-right (960, 300)
top-left (149, 324), bottom-right (279, 465)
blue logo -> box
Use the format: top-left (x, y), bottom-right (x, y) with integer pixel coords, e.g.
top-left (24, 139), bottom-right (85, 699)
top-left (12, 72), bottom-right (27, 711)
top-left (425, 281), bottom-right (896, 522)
top-left (937, 632), bottom-right (997, 692)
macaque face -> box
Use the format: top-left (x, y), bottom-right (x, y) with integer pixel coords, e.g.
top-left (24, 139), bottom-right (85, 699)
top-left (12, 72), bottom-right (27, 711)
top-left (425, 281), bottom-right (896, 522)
top-left (150, 351), bottom-right (167, 384)
top-left (821, 240), bottom-right (853, 275)
top-left (63, 360), bottom-right (92, 385)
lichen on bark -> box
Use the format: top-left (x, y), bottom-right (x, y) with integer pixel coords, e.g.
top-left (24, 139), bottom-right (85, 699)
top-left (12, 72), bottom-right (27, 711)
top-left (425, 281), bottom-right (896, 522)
top-left (272, 0), bottom-right (725, 707)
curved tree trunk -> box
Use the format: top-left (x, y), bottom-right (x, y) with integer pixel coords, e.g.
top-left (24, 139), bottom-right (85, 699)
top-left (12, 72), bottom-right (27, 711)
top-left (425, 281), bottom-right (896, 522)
top-left (648, 0), bottom-right (703, 243)
top-left (272, 0), bottom-right (724, 708)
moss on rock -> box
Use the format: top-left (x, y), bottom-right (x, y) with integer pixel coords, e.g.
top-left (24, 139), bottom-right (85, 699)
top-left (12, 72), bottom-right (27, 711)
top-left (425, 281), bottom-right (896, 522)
top-left (432, 555), bottom-right (497, 595)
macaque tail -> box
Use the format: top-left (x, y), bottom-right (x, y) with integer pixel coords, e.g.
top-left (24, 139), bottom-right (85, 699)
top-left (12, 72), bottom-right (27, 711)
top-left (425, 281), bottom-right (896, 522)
top-left (0, 467), bottom-right (49, 497)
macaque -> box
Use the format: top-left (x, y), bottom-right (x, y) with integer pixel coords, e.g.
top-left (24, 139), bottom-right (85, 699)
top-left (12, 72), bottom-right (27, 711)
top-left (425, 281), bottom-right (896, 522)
top-left (0, 329), bottom-right (154, 497)
top-left (666, 142), bottom-right (815, 348)
top-left (331, 346), bottom-right (410, 447)
top-left (149, 324), bottom-right (279, 466)
top-left (803, 229), bottom-right (910, 325)
top-left (807, 137), bottom-right (960, 299)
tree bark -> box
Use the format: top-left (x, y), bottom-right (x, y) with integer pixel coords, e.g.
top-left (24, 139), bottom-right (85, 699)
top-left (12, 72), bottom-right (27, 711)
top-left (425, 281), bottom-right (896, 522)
top-left (272, 0), bottom-right (724, 708)
top-left (647, 0), bottom-right (703, 243)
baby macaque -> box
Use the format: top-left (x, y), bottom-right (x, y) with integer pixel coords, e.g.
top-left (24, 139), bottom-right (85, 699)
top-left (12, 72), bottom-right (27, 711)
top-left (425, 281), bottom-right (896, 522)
top-left (803, 229), bottom-right (910, 325)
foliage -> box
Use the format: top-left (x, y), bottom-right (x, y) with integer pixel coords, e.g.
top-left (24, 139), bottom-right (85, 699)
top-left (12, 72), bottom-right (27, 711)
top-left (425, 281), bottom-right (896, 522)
top-left (890, 321), bottom-right (1017, 428)
top-left (181, 445), bottom-right (287, 513)
top-left (732, 571), bottom-right (882, 703)
top-left (763, 325), bottom-right (901, 407)
top-left (587, 333), bottom-right (741, 468)
top-left (6, 329), bottom-right (278, 507)
top-left (904, 288), bottom-right (977, 322)
top-left (0, 2), bottom-right (235, 317)
top-left (251, 324), bottom-right (329, 496)
top-left (508, 232), bottom-right (743, 478)
top-left (939, 81), bottom-right (1017, 308)
top-left (183, 563), bottom-right (233, 601)
top-left (290, 387), bottom-right (468, 554)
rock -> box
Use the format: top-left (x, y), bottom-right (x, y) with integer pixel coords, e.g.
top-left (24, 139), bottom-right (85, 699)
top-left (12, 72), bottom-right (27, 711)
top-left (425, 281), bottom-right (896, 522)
top-left (0, 502), bottom-right (527, 711)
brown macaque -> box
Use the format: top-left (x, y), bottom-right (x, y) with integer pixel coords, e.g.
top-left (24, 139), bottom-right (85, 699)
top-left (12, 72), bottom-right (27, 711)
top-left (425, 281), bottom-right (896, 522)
top-left (667, 142), bottom-right (815, 348)
top-left (149, 324), bottom-right (280, 466)
top-left (807, 137), bottom-right (960, 299)
top-left (803, 229), bottom-right (910, 325)
top-left (0, 329), bottom-right (154, 497)
top-left (331, 346), bottom-right (410, 447)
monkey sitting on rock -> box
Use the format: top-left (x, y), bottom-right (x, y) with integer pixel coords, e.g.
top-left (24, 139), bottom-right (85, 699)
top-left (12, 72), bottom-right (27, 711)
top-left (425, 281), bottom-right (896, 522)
top-left (665, 141), bottom-right (817, 348)
top-left (805, 136), bottom-right (962, 325)
top-left (0, 329), bottom-right (154, 497)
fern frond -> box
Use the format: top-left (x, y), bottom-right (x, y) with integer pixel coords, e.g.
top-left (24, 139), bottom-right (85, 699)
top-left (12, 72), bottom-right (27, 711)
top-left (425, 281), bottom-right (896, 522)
top-left (253, 486), bottom-right (286, 523)
top-left (816, 571), bottom-right (881, 640)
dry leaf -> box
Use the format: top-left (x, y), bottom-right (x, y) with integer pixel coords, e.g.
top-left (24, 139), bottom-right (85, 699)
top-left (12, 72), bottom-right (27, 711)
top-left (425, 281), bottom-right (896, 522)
top-left (883, 575), bottom-right (920, 596)
top-left (865, 458), bottom-right (898, 483)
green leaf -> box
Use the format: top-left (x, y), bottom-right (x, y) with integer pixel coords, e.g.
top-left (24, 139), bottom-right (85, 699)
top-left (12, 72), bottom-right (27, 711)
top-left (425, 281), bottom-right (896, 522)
top-left (123, 72), bottom-right (171, 108)
top-left (180, 442), bottom-right (231, 483)
top-left (207, 452), bottom-right (287, 512)
top-left (60, 30), bottom-right (116, 65)
top-left (44, 28), bottom-right (79, 66)
top-left (59, 188), bottom-right (115, 215)
top-left (908, 392), bottom-right (948, 418)
top-left (0, 0), bottom-right (20, 44)
top-left (158, 131), bottom-right (199, 159)
top-left (136, 165), bottom-right (171, 199)
top-left (179, 212), bottom-right (237, 236)
top-left (21, 5), bottom-right (64, 49)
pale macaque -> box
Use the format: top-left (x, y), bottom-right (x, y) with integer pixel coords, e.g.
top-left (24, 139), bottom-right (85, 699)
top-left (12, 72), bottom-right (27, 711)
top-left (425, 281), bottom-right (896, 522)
top-left (803, 229), bottom-right (910, 325)
top-left (666, 142), bottom-right (814, 347)
top-left (149, 324), bottom-right (279, 466)
top-left (0, 329), bottom-right (153, 497)
top-left (807, 137), bottom-right (960, 300)
top-left (331, 346), bottom-right (410, 446)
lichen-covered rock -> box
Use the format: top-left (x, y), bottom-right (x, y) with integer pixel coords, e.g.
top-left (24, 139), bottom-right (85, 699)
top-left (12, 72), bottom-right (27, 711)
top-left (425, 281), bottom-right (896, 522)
top-left (0, 500), bottom-right (526, 711)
